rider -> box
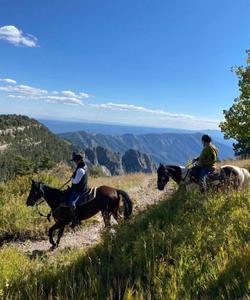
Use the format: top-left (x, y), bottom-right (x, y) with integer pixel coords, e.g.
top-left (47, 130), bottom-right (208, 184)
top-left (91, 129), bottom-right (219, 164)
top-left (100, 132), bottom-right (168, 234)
top-left (68, 152), bottom-right (88, 227)
top-left (192, 134), bottom-right (218, 192)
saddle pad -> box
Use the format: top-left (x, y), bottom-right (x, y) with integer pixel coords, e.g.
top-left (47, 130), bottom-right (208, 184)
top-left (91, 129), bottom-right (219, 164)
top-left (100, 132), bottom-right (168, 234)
top-left (77, 187), bottom-right (97, 206)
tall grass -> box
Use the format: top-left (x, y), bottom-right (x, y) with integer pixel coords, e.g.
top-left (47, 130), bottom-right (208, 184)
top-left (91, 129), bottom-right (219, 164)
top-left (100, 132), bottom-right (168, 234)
top-left (1, 186), bottom-right (249, 299)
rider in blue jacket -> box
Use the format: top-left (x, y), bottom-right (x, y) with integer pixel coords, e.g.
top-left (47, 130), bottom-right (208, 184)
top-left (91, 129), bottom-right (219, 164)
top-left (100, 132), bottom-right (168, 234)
top-left (69, 152), bottom-right (88, 227)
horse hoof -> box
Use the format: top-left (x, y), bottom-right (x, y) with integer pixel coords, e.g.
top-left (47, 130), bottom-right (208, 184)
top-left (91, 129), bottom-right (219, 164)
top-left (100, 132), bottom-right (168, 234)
top-left (49, 245), bottom-right (57, 251)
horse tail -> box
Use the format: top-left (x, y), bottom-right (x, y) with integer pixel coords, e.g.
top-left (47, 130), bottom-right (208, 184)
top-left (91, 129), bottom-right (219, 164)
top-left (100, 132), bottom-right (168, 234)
top-left (118, 190), bottom-right (133, 219)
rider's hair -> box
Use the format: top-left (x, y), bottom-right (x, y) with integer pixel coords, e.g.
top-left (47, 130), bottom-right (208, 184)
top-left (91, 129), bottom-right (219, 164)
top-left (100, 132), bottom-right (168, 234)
top-left (201, 134), bottom-right (212, 143)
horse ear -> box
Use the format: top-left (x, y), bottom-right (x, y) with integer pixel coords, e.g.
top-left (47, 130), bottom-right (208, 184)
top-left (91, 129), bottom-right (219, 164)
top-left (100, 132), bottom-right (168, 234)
top-left (31, 179), bottom-right (35, 184)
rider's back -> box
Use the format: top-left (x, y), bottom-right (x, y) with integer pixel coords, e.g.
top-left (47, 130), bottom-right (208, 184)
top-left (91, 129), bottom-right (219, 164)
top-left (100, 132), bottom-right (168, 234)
top-left (199, 143), bottom-right (218, 168)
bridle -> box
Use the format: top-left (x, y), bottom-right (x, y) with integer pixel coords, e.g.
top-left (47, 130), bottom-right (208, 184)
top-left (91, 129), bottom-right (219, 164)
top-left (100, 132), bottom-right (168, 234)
top-left (158, 166), bottom-right (170, 187)
top-left (32, 184), bottom-right (52, 221)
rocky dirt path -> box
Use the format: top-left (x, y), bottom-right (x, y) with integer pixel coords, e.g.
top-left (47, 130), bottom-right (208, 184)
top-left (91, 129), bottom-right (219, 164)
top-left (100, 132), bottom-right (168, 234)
top-left (10, 175), bottom-right (174, 254)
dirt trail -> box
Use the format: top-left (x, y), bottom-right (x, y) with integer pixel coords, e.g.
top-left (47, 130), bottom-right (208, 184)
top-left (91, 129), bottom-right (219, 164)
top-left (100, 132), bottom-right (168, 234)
top-left (10, 175), bottom-right (174, 253)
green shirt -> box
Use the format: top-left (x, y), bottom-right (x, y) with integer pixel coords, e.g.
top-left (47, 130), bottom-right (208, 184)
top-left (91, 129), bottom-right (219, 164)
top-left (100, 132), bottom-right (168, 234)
top-left (199, 144), bottom-right (218, 168)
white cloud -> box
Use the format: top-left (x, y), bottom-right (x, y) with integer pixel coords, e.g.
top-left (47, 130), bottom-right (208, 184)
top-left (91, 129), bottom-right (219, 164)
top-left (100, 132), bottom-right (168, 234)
top-left (45, 95), bottom-right (83, 106)
top-left (0, 78), bottom-right (17, 84)
top-left (0, 84), bottom-right (47, 96)
top-left (91, 102), bottom-right (219, 125)
top-left (79, 92), bottom-right (91, 99)
top-left (0, 25), bottom-right (38, 47)
top-left (0, 77), bottom-right (89, 106)
top-left (0, 75), bottom-right (218, 128)
top-left (61, 90), bottom-right (77, 98)
top-left (7, 94), bottom-right (26, 99)
top-left (62, 90), bottom-right (91, 99)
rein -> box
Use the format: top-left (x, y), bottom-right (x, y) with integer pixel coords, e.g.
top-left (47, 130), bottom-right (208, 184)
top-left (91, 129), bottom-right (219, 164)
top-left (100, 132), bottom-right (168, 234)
top-left (34, 199), bottom-right (52, 222)
top-left (58, 178), bottom-right (71, 190)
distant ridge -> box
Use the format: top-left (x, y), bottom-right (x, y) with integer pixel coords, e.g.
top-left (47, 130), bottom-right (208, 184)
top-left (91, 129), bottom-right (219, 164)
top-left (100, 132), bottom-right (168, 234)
top-left (39, 118), bottom-right (233, 147)
top-left (59, 130), bottom-right (234, 165)
top-left (39, 118), bottom-right (195, 134)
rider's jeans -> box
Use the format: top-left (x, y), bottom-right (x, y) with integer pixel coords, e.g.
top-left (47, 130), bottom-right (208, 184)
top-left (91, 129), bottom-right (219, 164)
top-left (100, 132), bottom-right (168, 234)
top-left (68, 190), bottom-right (80, 206)
top-left (199, 167), bottom-right (212, 191)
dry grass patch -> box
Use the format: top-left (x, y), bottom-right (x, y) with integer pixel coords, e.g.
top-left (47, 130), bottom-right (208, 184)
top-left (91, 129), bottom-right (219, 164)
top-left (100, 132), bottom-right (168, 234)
top-left (90, 172), bottom-right (149, 190)
top-left (218, 159), bottom-right (250, 171)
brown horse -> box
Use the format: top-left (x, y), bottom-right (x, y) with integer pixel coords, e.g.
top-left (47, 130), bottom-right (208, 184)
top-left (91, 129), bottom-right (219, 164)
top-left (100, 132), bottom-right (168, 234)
top-left (26, 180), bottom-right (133, 249)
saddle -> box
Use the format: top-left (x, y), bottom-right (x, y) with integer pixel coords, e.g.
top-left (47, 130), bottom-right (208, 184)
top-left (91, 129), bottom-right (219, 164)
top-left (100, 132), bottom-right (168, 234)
top-left (189, 167), bottom-right (224, 185)
top-left (77, 187), bottom-right (97, 206)
top-left (60, 187), bottom-right (97, 208)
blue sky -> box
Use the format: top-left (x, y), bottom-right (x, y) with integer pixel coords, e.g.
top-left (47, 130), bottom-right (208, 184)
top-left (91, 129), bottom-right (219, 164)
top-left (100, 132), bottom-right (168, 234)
top-left (0, 0), bottom-right (249, 129)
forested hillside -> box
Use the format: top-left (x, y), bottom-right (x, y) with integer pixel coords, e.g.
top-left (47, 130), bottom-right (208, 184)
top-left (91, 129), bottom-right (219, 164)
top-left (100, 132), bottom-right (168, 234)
top-left (0, 115), bottom-right (72, 181)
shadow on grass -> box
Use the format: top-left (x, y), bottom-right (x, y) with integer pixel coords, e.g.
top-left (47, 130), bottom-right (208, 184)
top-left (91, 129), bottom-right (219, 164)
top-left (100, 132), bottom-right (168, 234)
top-left (6, 188), bottom-right (191, 299)
top-left (6, 188), bottom-right (249, 300)
top-left (205, 248), bottom-right (250, 299)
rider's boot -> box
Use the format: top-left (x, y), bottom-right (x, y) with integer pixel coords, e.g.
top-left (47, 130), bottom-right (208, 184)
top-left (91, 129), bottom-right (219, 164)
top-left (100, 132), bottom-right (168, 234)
top-left (70, 206), bottom-right (79, 228)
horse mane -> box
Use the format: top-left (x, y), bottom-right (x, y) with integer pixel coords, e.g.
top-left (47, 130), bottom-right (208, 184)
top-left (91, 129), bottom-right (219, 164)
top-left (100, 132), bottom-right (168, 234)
top-left (165, 165), bottom-right (182, 183)
top-left (41, 183), bottom-right (64, 203)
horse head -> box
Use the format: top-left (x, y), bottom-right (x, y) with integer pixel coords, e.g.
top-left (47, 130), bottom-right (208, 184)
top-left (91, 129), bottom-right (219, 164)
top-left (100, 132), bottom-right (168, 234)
top-left (157, 164), bottom-right (170, 191)
top-left (26, 180), bottom-right (44, 206)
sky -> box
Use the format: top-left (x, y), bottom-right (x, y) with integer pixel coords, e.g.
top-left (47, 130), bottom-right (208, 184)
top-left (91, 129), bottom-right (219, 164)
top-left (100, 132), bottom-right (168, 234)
top-left (0, 0), bottom-right (249, 130)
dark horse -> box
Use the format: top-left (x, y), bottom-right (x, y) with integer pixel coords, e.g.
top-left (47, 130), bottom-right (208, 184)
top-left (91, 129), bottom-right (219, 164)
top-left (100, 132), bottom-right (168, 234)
top-left (26, 180), bottom-right (133, 249)
top-left (157, 164), bottom-right (185, 190)
top-left (157, 163), bottom-right (240, 191)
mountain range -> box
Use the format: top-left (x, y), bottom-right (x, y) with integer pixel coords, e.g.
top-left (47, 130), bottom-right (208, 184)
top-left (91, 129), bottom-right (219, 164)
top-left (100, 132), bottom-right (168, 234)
top-left (59, 131), bottom-right (234, 166)
top-left (0, 115), bottom-right (235, 181)
top-left (0, 115), bottom-right (156, 180)
top-left (39, 119), bottom-right (233, 147)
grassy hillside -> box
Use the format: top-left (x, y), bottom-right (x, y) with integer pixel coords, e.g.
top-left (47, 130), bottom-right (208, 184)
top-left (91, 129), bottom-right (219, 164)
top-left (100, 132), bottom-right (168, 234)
top-left (0, 165), bottom-right (249, 299)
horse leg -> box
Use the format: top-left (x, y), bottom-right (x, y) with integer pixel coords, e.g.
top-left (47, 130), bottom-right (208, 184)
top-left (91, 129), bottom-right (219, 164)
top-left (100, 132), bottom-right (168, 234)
top-left (48, 222), bottom-right (61, 250)
top-left (102, 211), bottom-right (111, 228)
top-left (56, 225), bottom-right (65, 247)
top-left (112, 207), bottom-right (121, 223)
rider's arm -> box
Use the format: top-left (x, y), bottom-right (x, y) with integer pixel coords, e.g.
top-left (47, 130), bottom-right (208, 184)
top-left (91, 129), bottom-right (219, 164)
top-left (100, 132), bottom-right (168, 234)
top-left (71, 168), bottom-right (86, 184)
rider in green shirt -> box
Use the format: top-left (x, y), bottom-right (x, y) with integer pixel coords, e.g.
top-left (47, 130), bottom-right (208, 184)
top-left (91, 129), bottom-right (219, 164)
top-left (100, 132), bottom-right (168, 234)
top-left (193, 135), bottom-right (218, 191)
top-left (199, 141), bottom-right (218, 168)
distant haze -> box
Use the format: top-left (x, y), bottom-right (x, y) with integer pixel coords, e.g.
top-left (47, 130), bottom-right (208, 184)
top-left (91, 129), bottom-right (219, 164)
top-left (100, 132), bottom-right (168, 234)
top-left (39, 118), bottom-right (233, 147)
